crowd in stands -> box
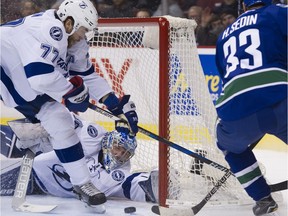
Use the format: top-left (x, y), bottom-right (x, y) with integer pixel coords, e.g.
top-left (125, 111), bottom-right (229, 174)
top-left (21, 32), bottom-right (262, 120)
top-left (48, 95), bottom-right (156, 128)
top-left (0, 0), bottom-right (286, 46)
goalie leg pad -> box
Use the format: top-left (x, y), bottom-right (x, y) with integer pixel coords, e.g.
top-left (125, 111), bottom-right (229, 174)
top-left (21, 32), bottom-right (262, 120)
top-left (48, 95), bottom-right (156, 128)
top-left (138, 170), bottom-right (159, 203)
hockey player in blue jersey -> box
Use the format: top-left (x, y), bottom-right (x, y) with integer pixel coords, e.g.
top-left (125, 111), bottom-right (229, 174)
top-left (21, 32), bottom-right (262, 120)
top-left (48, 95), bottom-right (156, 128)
top-left (0, 0), bottom-right (138, 212)
top-left (215, 0), bottom-right (287, 215)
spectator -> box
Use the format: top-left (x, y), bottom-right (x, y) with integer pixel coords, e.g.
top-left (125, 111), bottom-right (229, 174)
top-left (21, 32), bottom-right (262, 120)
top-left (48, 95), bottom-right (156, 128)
top-left (51, 0), bottom-right (64, 9)
top-left (187, 5), bottom-right (202, 24)
top-left (188, 6), bottom-right (222, 46)
top-left (209, 14), bottom-right (224, 36)
top-left (0, 0), bottom-right (21, 23)
top-left (213, 0), bottom-right (238, 17)
top-left (19, 0), bottom-right (41, 17)
top-left (94, 0), bottom-right (113, 17)
top-left (37, 0), bottom-right (57, 10)
top-left (136, 0), bottom-right (161, 14)
top-left (196, 0), bottom-right (223, 11)
top-left (177, 0), bottom-right (197, 12)
top-left (135, 8), bottom-right (152, 18)
top-left (102, 0), bottom-right (136, 18)
top-left (153, 0), bottom-right (184, 17)
top-left (220, 8), bottom-right (237, 28)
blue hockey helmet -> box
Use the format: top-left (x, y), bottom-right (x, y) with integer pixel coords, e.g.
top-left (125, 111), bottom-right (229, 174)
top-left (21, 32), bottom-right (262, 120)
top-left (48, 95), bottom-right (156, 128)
top-left (101, 131), bottom-right (137, 173)
top-left (243, 0), bottom-right (272, 7)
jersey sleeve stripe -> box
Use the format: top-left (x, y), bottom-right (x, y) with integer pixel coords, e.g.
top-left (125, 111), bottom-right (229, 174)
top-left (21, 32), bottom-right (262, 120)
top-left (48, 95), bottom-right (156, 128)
top-left (1, 66), bottom-right (27, 105)
top-left (24, 62), bottom-right (54, 78)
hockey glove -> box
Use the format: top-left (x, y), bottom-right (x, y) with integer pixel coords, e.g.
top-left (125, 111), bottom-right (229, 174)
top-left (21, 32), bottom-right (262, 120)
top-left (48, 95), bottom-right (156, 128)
top-left (104, 94), bottom-right (138, 135)
top-left (63, 76), bottom-right (90, 112)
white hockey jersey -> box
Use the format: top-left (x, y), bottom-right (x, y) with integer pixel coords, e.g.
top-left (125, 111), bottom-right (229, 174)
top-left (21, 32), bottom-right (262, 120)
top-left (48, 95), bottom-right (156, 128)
top-left (0, 10), bottom-right (112, 107)
top-left (32, 114), bottom-right (150, 202)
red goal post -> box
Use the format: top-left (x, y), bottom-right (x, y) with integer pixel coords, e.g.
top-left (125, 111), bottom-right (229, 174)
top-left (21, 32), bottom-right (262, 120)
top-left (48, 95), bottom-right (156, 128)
top-left (93, 17), bottom-right (171, 207)
top-left (83, 16), bottom-right (253, 209)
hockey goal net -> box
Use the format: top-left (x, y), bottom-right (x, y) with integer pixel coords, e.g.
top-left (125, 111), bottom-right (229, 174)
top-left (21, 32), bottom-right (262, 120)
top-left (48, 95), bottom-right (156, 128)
top-left (83, 16), bottom-right (252, 209)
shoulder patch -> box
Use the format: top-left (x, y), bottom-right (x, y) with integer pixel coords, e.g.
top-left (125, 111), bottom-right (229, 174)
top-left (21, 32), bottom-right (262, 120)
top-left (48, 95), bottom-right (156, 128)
top-left (111, 170), bottom-right (125, 182)
top-left (74, 115), bottom-right (83, 129)
top-left (87, 125), bottom-right (98, 137)
top-left (49, 26), bottom-right (63, 41)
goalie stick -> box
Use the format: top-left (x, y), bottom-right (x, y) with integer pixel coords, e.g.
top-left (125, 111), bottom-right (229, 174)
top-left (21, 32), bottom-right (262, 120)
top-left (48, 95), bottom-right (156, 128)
top-left (12, 149), bottom-right (57, 213)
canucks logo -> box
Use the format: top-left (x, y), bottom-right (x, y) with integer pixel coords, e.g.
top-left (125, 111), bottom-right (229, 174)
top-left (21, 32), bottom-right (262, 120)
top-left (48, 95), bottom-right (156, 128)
top-left (50, 26), bottom-right (63, 41)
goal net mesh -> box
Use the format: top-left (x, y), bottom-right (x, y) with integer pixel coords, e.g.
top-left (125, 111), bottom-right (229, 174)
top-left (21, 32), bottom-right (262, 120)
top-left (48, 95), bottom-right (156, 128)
top-left (83, 16), bottom-right (252, 208)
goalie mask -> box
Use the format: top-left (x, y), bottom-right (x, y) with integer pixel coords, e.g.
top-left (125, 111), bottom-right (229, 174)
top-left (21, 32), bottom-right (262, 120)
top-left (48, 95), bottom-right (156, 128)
top-left (101, 131), bottom-right (137, 173)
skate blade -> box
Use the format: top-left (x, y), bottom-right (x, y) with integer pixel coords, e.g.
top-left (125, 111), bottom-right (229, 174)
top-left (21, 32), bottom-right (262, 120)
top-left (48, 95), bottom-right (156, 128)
top-left (85, 204), bottom-right (106, 214)
top-left (263, 211), bottom-right (280, 216)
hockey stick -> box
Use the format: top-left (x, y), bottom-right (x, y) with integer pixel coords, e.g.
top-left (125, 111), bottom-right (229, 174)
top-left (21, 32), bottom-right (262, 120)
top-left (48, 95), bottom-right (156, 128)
top-left (190, 152), bottom-right (288, 193)
top-left (88, 103), bottom-right (287, 214)
top-left (270, 180), bottom-right (288, 192)
top-left (88, 103), bottom-right (231, 173)
top-left (89, 104), bottom-right (288, 188)
top-left (151, 139), bottom-right (265, 215)
top-left (151, 177), bottom-right (287, 215)
top-left (151, 170), bottom-right (233, 216)
top-left (12, 149), bottom-right (57, 213)
top-left (87, 104), bottom-right (235, 214)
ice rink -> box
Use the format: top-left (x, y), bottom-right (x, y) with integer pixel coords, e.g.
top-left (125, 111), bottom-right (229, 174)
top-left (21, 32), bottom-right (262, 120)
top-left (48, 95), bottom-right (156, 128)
top-left (0, 149), bottom-right (287, 216)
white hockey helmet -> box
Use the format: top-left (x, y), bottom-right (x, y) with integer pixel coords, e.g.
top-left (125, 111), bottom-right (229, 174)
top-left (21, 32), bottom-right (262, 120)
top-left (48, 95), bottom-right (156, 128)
top-left (101, 131), bottom-right (137, 173)
top-left (57, 0), bottom-right (98, 35)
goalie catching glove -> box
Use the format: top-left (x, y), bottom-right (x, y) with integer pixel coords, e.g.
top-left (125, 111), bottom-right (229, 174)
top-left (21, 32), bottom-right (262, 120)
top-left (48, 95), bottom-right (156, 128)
top-left (103, 94), bottom-right (138, 136)
top-left (63, 76), bottom-right (90, 112)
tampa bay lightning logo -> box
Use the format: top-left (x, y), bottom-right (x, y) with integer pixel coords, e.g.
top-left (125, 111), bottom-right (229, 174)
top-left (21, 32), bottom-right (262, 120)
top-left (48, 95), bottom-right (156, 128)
top-left (79, 1), bottom-right (88, 9)
top-left (49, 164), bottom-right (73, 191)
top-left (111, 170), bottom-right (125, 182)
top-left (87, 125), bottom-right (98, 137)
top-left (49, 26), bottom-right (63, 41)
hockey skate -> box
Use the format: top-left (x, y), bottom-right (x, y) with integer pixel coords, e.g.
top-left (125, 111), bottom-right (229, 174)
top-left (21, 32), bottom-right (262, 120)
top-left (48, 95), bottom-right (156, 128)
top-left (73, 181), bottom-right (107, 213)
top-left (252, 195), bottom-right (278, 216)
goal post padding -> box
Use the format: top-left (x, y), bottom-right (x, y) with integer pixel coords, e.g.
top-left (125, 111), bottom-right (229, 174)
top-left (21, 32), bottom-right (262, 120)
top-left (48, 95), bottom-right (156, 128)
top-left (82, 16), bottom-right (253, 208)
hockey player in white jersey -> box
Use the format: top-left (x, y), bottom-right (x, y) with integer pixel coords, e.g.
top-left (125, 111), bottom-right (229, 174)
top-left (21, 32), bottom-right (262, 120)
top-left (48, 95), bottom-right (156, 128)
top-left (0, 115), bottom-right (158, 204)
top-left (0, 0), bottom-right (138, 210)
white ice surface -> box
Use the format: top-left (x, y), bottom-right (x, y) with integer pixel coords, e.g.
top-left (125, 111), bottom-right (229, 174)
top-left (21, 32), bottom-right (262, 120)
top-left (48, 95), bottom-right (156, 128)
top-left (0, 149), bottom-right (287, 216)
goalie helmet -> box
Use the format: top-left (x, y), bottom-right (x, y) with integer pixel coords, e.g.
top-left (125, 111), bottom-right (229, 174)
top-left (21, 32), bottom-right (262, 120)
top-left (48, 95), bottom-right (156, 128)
top-left (101, 131), bottom-right (137, 173)
top-left (243, 0), bottom-right (272, 8)
top-left (57, 0), bottom-right (98, 35)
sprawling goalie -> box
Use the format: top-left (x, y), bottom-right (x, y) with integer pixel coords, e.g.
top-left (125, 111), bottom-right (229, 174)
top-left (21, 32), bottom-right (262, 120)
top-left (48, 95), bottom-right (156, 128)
top-left (0, 114), bottom-right (158, 203)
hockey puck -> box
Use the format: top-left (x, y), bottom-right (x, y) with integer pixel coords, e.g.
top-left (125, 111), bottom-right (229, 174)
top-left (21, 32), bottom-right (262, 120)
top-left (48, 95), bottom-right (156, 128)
top-left (124, 206), bottom-right (136, 213)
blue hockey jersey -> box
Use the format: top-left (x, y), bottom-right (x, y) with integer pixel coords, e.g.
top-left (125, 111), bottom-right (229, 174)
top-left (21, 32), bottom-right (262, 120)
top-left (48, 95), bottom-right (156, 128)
top-left (215, 4), bottom-right (287, 121)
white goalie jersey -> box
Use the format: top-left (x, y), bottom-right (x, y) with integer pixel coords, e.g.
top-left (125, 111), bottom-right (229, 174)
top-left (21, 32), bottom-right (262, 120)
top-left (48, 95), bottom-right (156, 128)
top-left (32, 114), bottom-right (151, 202)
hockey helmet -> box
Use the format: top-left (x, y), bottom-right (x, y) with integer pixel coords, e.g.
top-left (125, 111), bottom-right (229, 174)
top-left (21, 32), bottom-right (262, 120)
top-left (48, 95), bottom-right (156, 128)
top-left (101, 131), bottom-right (137, 173)
top-left (57, 0), bottom-right (98, 35)
top-left (243, 0), bottom-right (272, 8)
